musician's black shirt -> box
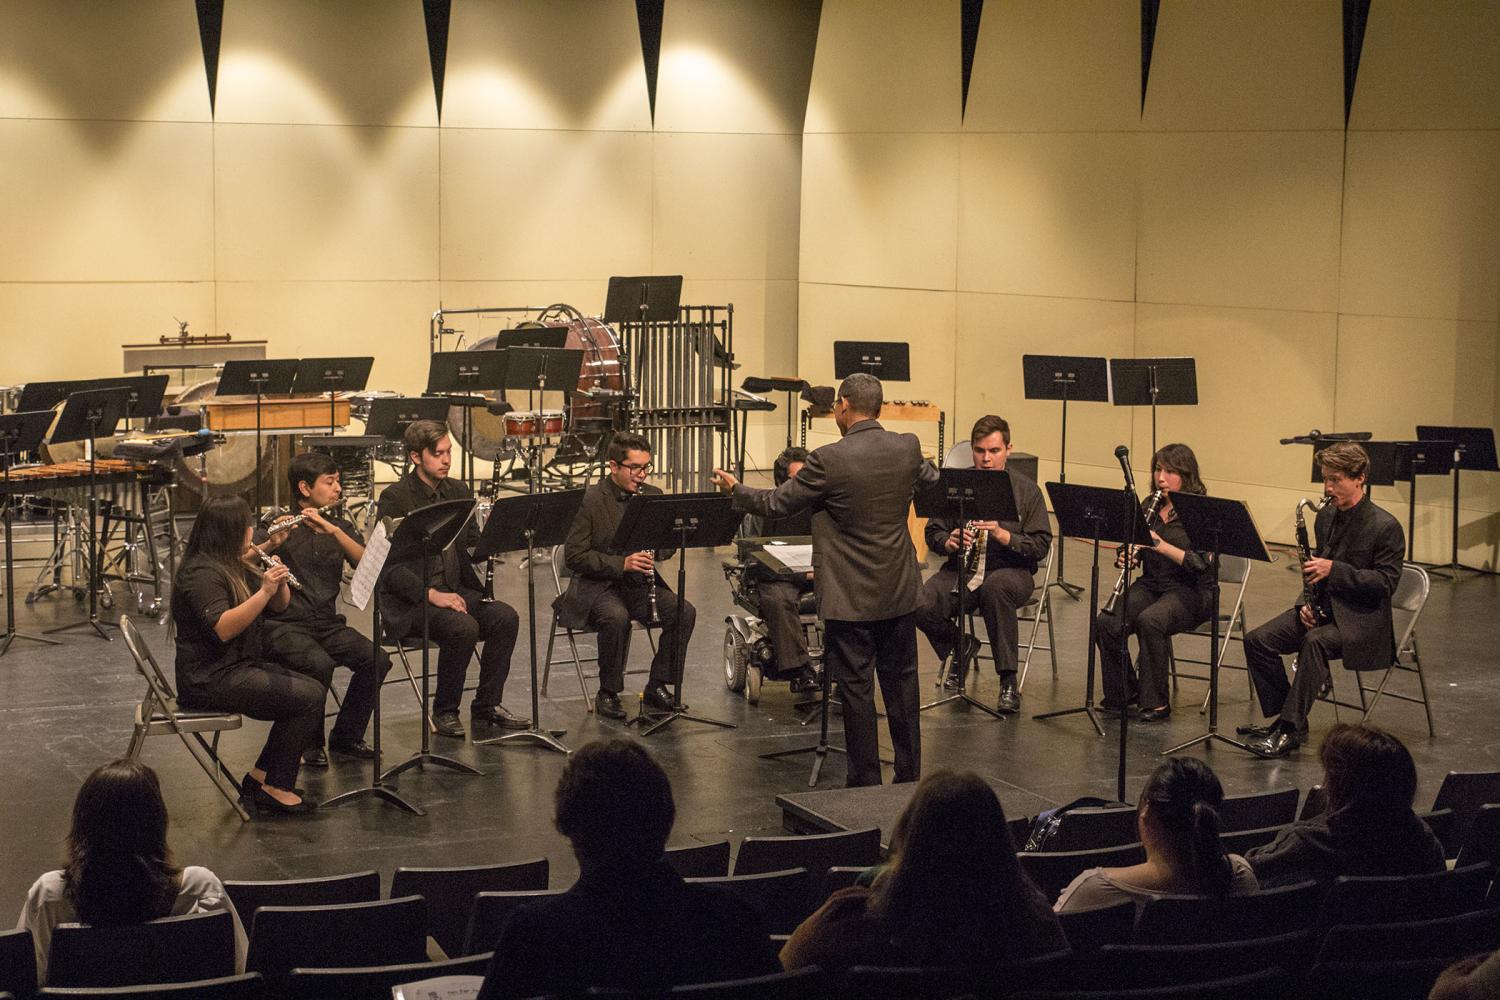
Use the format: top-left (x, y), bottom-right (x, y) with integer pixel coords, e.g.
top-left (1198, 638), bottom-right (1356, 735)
top-left (172, 556), bottom-right (266, 694)
top-left (254, 513), bottom-right (362, 625)
top-left (1139, 512), bottom-right (1213, 596)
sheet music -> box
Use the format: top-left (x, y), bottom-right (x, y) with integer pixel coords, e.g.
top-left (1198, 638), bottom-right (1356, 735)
top-left (349, 518), bottom-right (393, 611)
top-left (762, 542), bottom-right (813, 574)
top-left (391, 975), bottom-right (482, 1000)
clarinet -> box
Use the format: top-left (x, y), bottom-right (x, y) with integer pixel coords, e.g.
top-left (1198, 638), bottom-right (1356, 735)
top-left (1103, 490), bottom-right (1164, 614)
top-left (1296, 496), bottom-right (1333, 625)
top-left (644, 551), bottom-right (661, 625)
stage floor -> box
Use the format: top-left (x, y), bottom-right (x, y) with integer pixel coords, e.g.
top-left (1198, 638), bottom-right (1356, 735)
top-left (1, 523), bottom-right (1496, 909)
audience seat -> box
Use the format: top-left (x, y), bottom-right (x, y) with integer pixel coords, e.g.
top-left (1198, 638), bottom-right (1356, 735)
top-left (37, 974), bottom-right (264, 1000)
top-left (0, 928), bottom-right (37, 1000)
top-left (1085, 930), bottom-right (1318, 989)
top-left (685, 869), bottom-right (818, 936)
top-left (1011, 966), bottom-right (1287, 999)
top-left (664, 841), bottom-right (732, 879)
top-left (46, 912), bottom-right (236, 988)
top-left (1431, 771), bottom-right (1500, 859)
top-left (244, 897), bottom-right (427, 980)
top-left (839, 965), bottom-right (978, 1000)
top-left (1455, 803), bottom-right (1500, 870)
top-left (821, 867), bottom-right (867, 899)
top-left (221, 871), bottom-right (380, 928)
top-left (669, 966), bottom-right (828, 999)
top-left (463, 890), bottom-right (565, 956)
top-left (1315, 863), bottom-right (1493, 926)
top-left (1216, 824), bottom-right (1283, 857)
top-left (1134, 880), bottom-right (1323, 945)
top-left (1300, 957), bottom-right (1459, 1000)
top-left (1018, 843), bottom-right (1146, 901)
top-left (1216, 787), bottom-right (1298, 832)
top-left (285, 952), bottom-right (492, 1000)
top-left (1007, 815), bottom-right (1034, 850)
top-left (1316, 907), bottom-right (1500, 966)
top-left (1041, 807), bottom-right (1138, 853)
top-left (1055, 899), bottom-right (1135, 954)
top-left (731, 828), bottom-right (881, 879)
top-left (390, 859), bottom-right (548, 959)
top-left (1420, 808), bottom-right (1458, 857)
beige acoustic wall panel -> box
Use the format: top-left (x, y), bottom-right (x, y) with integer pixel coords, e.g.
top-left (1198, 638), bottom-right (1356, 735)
top-left (441, 128), bottom-right (653, 282)
top-left (215, 0), bottom-right (435, 127)
top-left (804, 0), bottom-right (961, 134)
top-left (1137, 131), bottom-right (1343, 313)
top-left (800, 132), bottom-right (960, 290)
top-left (654, 0), bottom-right (821, 135)
top-left (443, 0), bottom-right (651, 131)
top-left (436, 280), bottom-right (614, 323)
top-left (1350, 0), bottom-right (1500, 130)
top-left (957, 132), bottom-right (1138, 301)
top-left (0, 282), bottom-right (216, 383)
top-left (1339, 130), bottom-right (1500, 324)
top-left (962, 0), bottom-right (1140, 132)
top-left (0, 0), bottom-right (210, 122)
top-left (1143, 0), bottom-right (1342, 131)
top-left (0, 119), bottom-right (214, 283)
top-left (214, 123), bottom-right (439, 282)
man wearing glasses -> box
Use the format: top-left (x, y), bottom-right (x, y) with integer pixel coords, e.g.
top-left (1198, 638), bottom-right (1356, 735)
top-left (557, 433), bottom-right (696, 720)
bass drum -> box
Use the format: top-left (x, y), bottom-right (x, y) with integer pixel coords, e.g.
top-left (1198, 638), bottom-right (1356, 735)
top-left (169, 378), bottom-right (266, 497)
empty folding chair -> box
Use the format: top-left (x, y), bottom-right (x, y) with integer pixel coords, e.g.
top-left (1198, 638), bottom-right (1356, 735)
top-left (285, 952), bottom-right (493, 1000)
top-left (38, 973), bottom-right (265, 1000)
top-left (664, 841), bottom-right (732, 879)
top-left (0, 928), bottom-right (36, 1000)
top-left (1134, 880), bottom-right (1323, 945)
top-left (1216, 787), bottom-right (1298, 832)
top-left (46, 912), bottom-right (236, 988)
top-left (686, 869), bottom-right (818, 937)
top-left (221, 871), bottom-right (380, 928)
top-left (670, 966), bottom-right (828, 999)
top-left (1055, 899), bottom-right (1135, 954)
top-left (1316, 863), bottom-right (1493, 927)
top-left (244, 897), bottom-right (427, 981)
top-left (390, 859), bottom-right (548, 959)
top-left (1316, 907), bottom-right (1500, 965)
top-left (463, 891), bottom-right (564, 956)
top-left (1019, 843), bottom-right (1147, 902)
top-left (732, 828), bottom-right (882, 880)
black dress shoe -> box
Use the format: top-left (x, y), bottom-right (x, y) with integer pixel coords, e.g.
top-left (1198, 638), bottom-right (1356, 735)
top-left (432, 710), bottom-right (466, 739)
top-left (1236, 721), bottom-right (1278, 738)
top-left (595, 690), bottom-right (626, 720)
top-left (301, 746), bottom-right (329, 768)
top-left (1246, 727), bottom-right (1303, 759)
top-left (250, 786), bottom-right (318, 815)
top-left (1139, 705), bottom-right (1172, 722)
top-left (642, 682), bottom-right (683, 713)
top-left (328, 738), bottom-right (375, 760)
top-left (472, 704), bottom-right (530, 730)
top-left (789, 669), bottom-right (820, 694)
top-left (1099, 701), bottom-right (1138, 717)
top-left (997, 678), bottom-right (1021, 714)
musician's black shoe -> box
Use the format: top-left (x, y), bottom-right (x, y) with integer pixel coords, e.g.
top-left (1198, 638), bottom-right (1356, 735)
top-left (472, 704), bottom-right (529, 730)
top-left (642, 682), bottom-right (683, 714)
top-left (1099, 697), bottom-right (1139, 717)
top-left (594, 690), bottom-right (626, 720)
top-left (1236, 721), bottom-right (1279, 738)
top-left (301, 746), bottom-right (329, 768)
top-left (1247, 726), bottom-right (1303, 759)
top-left (432, 711), bottom-right (466, 739)
top-left (997, 677), bottom-right (1021, 714)
top-left (329, 738), bottom-right (375, 760)
top-left (942, 668), bottom-right (964, 693)
top-left (789, 668), bottom-right (820, 694)
top-left (249, 786), bottom-right (318, 815)
top-left (1139, 705), bottom-right (1172, 722)
top-left (240, 773), bottom-right (304, 798)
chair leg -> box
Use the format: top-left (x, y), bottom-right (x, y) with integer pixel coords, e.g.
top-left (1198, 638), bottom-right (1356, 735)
top-left (394, 645), bottom-right (436, 733)
top-left (1044, 592), bottom-right (1058, 677)
top-left (565, 628), bottom-right (591, 705)
top-left (1018, 593), bottom-right (1046, 691)
top-left (541, 623), bottom-right (558, 695)
top-left (1412, 636), bottom-right (1435, 737)
top-left (175, 726), bottom-right (250, 822)
top-left (126, 723), bottom-right (146, 761)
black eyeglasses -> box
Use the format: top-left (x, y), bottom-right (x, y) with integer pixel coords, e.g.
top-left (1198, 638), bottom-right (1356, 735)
top-left (616, 462), bottom-right (653, 475)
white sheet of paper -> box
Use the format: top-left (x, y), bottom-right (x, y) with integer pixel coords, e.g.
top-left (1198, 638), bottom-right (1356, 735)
top-left (349, 520), bottom-right (390, 611)
top-left (763, 543), bottom-right (813, 573)
top-left (391, 974), bottom-right (483, 1000)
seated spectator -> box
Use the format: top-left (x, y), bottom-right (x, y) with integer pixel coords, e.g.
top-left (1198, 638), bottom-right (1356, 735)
top-left (1055, 757), bottom-right (1257, 913)
top-left (780, 770), bottom-right (1065, 973)
top-left (1431, 950), bottom-right (1500, 1000)
top-left (476, 740), bottom-right (778, 1000)
top-left (1246, 723), bottom-right (1443, 888)
top-left (16, 759), bottom-right (247, 983)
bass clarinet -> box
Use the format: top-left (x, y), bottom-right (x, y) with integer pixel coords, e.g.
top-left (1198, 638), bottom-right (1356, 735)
top-left (1295, 496), bottom-right (1332, 625)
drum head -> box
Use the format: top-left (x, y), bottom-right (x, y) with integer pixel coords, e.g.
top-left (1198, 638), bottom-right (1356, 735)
top-left (170, 378), bottom-right (265, 495)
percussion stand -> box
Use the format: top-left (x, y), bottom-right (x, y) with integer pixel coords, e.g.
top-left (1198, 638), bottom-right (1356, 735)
top-left (0, 411), bottom-right (60, 657)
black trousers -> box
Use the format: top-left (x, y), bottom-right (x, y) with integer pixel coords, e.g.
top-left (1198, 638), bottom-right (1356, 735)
top-left (268, 619), bottom-right (393, 746)
top-left (586, 581), bottom-right (695, 694)
top-left (757, 579), bottom-right (812, 676)
top-left (1245, 607), bottom-right (1343, 731)
top-left (824, 614), bottom-right (921, 788)
top-left (1094, 583), bottom-right (1208, 710)
top-left (178, 662), bottom-right (324, 791)
top-left (914, 565), bottom-right (1035, 678)
top-left (404, 587), bottom-right (520, 714)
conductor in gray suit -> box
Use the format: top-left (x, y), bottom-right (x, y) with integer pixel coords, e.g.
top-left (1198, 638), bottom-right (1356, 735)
top-left (713, 374), bottom-right (939, 786)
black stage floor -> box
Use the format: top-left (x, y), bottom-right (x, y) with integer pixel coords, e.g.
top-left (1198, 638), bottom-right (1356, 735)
top-left (2, 525), bottom-right (1497, 911)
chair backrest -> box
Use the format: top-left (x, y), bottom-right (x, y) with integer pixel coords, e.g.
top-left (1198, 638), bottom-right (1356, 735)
top-left (840, 965), bottom-right (979, 1000)
top-left (284, 952), bottom-right (492, 1000)
top-left (1455, 803), bottom-right (1500, 870)
top-left (244, 897), bottom-right (427, 979)
top-left (1011, 967), bottom-right (1287, 1000)
top-left (669, 966), bottom-right (828, 999)
top-left (732, 828), bottom-right (882, 879)
top-left (222, 872), bottom-right (380, 928)
top-left (0, 928), bottom-right (37, 1000)
top-left (1045, 807), bottom-right (1139, 853)
top-left (1418, 808), bottom-right (1458, 858)
top-left (38, 973), bottom-right (265, 1000)
top-left (664, 841), bottom-right (732, 879)
top-left (821, 867), bottom-right (867, 900)
top-left (1432, 771), bottom-right (1500, 857)
top-left (1217, 825), bottom-right (1284, 857)
top-left (942, 443), bottom-right (973, 468)
top-left (1055, 899), bottom-right (1135, 954)
top-left (389, 859), bottom-right (548, 959)
top-left (1093, 929), bottom-right (1319, 990)
top-left (1216, 554), bottom-right (1251, 588)
top-left (1391, 563), bottom-right (1429, 636)
top-left (1299, 784), bottom-right (1328, 821)
top-left (1317, 863), bottom-right (1493, 927)
top-left (1217, 787), bottom-right (1298, 832)
top-left (120, 615), bottom-right (177, 714)
top-left (1018, 843), bottom-right (1147, 902)
top-left (463, 890), bottom-right (564, 956)
top-left (1316, 906), bottom-right (1500, 965)
top-left (1134, 880), bottom-right (1324, 945)
top-left (1007, 815), bottom-right (1034, 850)
top-left (1301, 957), bottom-right (1457, 1000)
top-left (685, 869), bottom-right (818, 936)
top-left (549, 543), bottom-right (571, 591)
top-left (47, 911), bottom-right (236, 988)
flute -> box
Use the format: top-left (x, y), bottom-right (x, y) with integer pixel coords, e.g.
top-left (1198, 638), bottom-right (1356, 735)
top-left (245, 545), bottom-right (303, 591)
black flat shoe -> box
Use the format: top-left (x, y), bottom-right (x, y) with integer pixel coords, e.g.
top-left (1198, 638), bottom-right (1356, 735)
top-left (594, 690), bottom-right (626, 720)
top-left (301, 746), bottom-right (329, 768)
top-left (250, 787), bottom-right (318, 815)
top-left (241, 774), bottom-right (305, 797)
top-left (328, 739), bottom-right (376, 760)
top-left (1139, 705), bottom-right (1171, 722)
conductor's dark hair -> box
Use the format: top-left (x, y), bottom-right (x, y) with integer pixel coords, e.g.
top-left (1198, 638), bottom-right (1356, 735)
top-left (1152, 443), bottom-right (1207, 495)
top-left (1320, 723), bottom-right (1418, 816)
top-left (837, 373), bottom-right (883, 418)
top-left (403, 419), bottom-right (449, 462)
top-left (1139, 757), bottom-right (1235, 897)
top-left (970, 415), bottom-right (1011, 447)
top-left (607, 433), bottom-right (653, 465)
top-left (64, 759), bottom-right (182, 926)
top-left (288, 451), bottom-right (339, 504)
top-left (773, 447), bottom-right (809, 485)
top-left (554, 739), bottom-right (674, 866)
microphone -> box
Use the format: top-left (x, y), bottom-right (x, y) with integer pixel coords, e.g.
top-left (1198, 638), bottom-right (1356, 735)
top-left (1115, 445), bottom-right (1136, 493)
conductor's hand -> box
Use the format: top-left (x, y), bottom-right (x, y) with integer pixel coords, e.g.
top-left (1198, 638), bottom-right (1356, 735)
top-left (711, 469), bottom-right (739, 494)
top-left (258, 559), bottom-right (289, 596)
top-left (1298, 604), bottom-right (1317, 629)
top-left (428, 588), bottom-right (467, 614)
top-left (1303, 557), bottom-right (1332, 584)
top-left (623, 551), bottom-right (655, 574)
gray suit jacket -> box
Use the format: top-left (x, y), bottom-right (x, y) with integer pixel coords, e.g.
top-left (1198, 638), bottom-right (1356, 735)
top-left (732, 420), bottom-right (939, 622)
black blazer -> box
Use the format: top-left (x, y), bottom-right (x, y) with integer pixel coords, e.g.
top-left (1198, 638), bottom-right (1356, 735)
top-left (375, 471), bottom-right (484, 639)
top-left (1313, 495), bottom-right (1404, 672)
top-left (555, 478), bottom-right (669, 630)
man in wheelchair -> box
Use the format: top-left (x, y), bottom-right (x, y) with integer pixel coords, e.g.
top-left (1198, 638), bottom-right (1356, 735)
top-left (723, 448), bottom-right (821, 701)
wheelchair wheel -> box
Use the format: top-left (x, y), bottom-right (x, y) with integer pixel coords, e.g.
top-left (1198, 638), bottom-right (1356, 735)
top-left (746, 662), bottom-right (763, 705)
top-left (724, 627), bottom-right (748, 693)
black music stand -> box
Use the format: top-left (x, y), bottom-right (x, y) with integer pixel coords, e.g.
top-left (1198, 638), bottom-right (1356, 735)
top-left (471, 489), bottom-right (586, 756)
top-left (17, 375), bottom-right (169, 430)
top-left (0, 411), bottom-right (61, 657)
top-left (44, 387), bottom-right (132, 640)
top-left (380, 498), bottom-right (486, 782)
top-left (604, 275), bottom-right (684, 325)
top-left (742, 376), bottom-right (809, 451)
top-left (1110, 357), bottom-right (1198, 457)
top-left (1310, 440), bottom-right (1399, 493)
top-left (1164, 493), bottom-right (1272, 761)
top-left (497, 328), bottom-right (569, 350)
top-left (1391, 440), bottom-right (1454, 564)
top-left (833, 341), bottom-right (910, 382)
top-left (426, 350), bottom-right (509, 487)
top-left (915, 469), bottom-right (1017, 721)
top-left (292, 357), bottom-right (373, 437)
top-left (1022, 355), bottom-right (1109, 599)
top-left (612, 492), bottom-right (741, 736)
top-left (1034, 483), bottom-right (1153, 746)
top-left (1416, 426), bottom-right (1498, 580)
top-left (365, 396), bottom-right (451, 441)
top-left (218, 360), bottom-right (298, 512)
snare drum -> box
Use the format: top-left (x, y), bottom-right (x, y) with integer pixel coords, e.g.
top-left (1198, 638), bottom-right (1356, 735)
top-left (537, 409), bottom-right (564, 435)
top-left (504, 410), bottom-right (540, 436)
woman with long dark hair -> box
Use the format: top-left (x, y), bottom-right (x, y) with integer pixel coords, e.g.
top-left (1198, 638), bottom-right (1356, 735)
top-left (172, 496), bottom-right (323, 813)
top-left (781, 770), bottom-right (1065, 972)
top-left (17, 759), bottom-right (246, 981)
top-left (1094, 443), bottom-right (1214, 721)
top-left (1055, 757), bottom-right (1258, 911)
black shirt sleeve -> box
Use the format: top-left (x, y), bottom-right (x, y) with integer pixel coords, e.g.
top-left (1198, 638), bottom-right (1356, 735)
top-left (178, 560), bottom-right (238, 637)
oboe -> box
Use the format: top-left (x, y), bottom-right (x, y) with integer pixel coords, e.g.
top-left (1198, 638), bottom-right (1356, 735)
top-left (1103, 490), bottom-right (1164, 614)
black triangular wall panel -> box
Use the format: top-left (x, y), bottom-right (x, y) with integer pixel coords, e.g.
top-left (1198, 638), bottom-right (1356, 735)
top-left (423, 0), bottom-right (452, 121)
top-left (195, 0), bottom-right (223, 117)
top-left (961, 0), bottom-right (984, 120)
top-left (1342, 0), bottom-right (1371, 125)
top-left (636, 0), bottom-right (665, 124)
top-left (1141, 0), bottom-right (1160, 113)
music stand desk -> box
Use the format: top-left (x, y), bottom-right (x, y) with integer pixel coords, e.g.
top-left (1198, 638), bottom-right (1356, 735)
top-left (0, 410), bottom-right (61, 656)
top-left (834, 341), bottom-right (910, 382)
top-left (604, 274), bottom-right (683, 325)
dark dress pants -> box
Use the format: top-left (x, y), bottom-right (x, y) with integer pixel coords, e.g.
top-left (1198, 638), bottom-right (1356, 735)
top-left (587, 581), bottom-right (696, 695)
top-left (269, 620), bottom-right (393, 746)
top-left (1094, 583), bottom-right (1207, 710)
top-left (756, 579), bottom-right (812, 675)
top-left (824, 614), bottom-right (921, 788)
top-left (914, 566), bottom-right (1035, 678)
top-left (1245, 608), bottom-right (1343, 731)
top-left (409, 588), bottom-right (520, 714)
top-left (178, 662), bottom-right (324, 790)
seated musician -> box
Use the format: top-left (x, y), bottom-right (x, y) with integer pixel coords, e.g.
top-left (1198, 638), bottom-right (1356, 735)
top-left (1094, 443), bottom-right (1214, 722)
top-left (555, 434), bottom-right (696, 720)
top-left (914, 415), bottom-right (1051, 714)
top-left (257, 453), bottom-right (392, 766)
top-left (376, 419), bottom-right (522, 740)
top-left (171, 496), bottom-right (324, 815)
top-left (740, 447), bottom-right (817, 692)
top-left (1239, 442), bottom-right (1404, 758)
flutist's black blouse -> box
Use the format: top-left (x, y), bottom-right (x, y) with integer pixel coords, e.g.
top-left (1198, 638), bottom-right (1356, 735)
top-left (172, 555), bottom-right (267, 697)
